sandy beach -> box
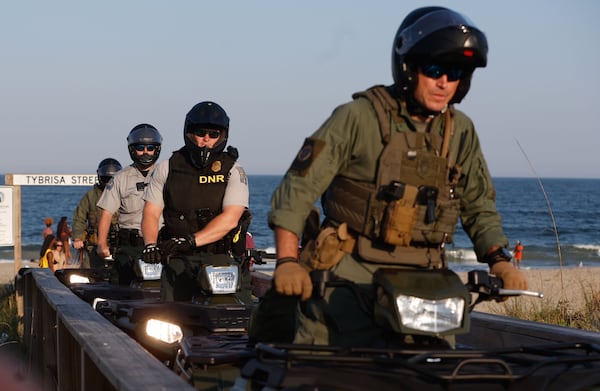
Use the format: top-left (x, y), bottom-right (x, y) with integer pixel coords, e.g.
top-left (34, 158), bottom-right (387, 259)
top-left (2, 261), bottom-right (598, 315)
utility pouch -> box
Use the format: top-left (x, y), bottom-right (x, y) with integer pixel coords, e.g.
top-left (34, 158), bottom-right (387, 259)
top-left (300, 223), bottom-right (355, 271)
top-left (380, 185), bottom-right (418, 246)
top-left (411, 198), bottom-right (461, 244)
top-left (87, 232), bottom-right (99, 245)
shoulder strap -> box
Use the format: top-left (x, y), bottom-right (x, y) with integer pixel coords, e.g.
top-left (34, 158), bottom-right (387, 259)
top-left (352, 85), bottom-right (402, 144)
top-left (440, 109), bottom-right (453, 161)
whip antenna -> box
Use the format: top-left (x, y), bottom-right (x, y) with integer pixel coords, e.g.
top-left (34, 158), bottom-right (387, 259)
top-left (514, 138), bottom-right (564, 293)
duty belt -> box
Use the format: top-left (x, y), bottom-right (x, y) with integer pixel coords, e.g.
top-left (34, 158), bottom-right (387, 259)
top-left (118, 228), bottom-right (144, 246)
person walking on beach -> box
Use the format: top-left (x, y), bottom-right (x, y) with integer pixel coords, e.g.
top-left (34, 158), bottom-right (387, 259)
top-left (72, 158), bottom-right (122, 268)
top-left (56, 216), bottom-right (73, 263)
top-left (250, 6), bottom-right (527, 347)
top-left (42, 217), bottom-right (53, 240)
top-left (141, 101), bottom-right (252, 303)
top-left (96, 124), bottom-right (162, 285)
top-left (513, 240), bottom-right (524, 269)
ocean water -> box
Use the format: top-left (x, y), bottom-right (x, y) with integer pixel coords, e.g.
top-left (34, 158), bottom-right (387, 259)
top-left (2, 175), bottom-right (600, 271)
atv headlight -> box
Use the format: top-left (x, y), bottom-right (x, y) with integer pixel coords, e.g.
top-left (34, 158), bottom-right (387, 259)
top-left (201, 265), bottom-right (239, 294)
top-left (136, 259), bottom-right (162, 280)
top-left (395, 295), bottom-right (465, 333)
top-left (146, 319), bottom-right (183, 344)
top-left (92, 298), bottom-right (107, 311)
top-left (373, 268), bottom-right (471, 336)
top-left (69, 274), bottom-right (90, 284)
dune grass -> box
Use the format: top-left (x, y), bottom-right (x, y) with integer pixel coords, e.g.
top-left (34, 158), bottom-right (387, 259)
top-left (499, 284), bottom-right (600, 332)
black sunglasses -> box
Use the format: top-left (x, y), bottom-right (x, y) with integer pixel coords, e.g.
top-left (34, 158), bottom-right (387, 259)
top-left (421, 64), bottom-right (464, 82)
top-left (191, 129), bottom-right (221, 139)
top-left (134, 144), bottom-right (157, 152)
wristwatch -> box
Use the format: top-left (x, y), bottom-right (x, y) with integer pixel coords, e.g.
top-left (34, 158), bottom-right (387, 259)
top-left (482, 247), bottom-right (512, 265)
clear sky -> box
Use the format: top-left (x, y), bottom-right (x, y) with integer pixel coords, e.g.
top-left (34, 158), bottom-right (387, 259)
top-left (2, 1), bottom-right (599, 178)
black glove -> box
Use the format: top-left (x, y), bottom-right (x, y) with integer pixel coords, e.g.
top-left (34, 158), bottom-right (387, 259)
top-left (141, 243), bottom-right (162, 264)
top-left (160, 235), bottom-right (196, 256)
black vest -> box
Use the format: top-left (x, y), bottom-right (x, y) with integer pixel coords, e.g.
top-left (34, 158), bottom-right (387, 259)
top-left (163, 147), bottom-right (237, 239)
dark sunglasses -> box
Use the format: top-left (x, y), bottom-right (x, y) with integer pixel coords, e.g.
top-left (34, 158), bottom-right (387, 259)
top-left (133, 144), bottom-right (157, 152)
top-left (191, 129), bottom-right (221, 139)
top-left (421, 64), bottom-right (464, 82)
top-left (54, 243), bottom-right (63, 247)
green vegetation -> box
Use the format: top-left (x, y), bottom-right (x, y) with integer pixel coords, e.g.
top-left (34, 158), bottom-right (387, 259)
top-left (0, 283), bottom-right (22, 356)
top-left (500, 285), bottom-right (600, 332)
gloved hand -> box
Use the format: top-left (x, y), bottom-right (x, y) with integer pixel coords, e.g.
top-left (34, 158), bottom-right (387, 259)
top-left (160, 235), bottom-right (196, 256)
top-left (273, 259), bottom-right (313, 301)
top-left (490, 261), bottom-right (528, 301)
top-left (141, 243), bottom-right (161, 264)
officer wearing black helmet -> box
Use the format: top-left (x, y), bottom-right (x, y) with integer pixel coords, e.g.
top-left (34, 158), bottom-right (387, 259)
top-left (251, 7), bottom-right (527, 346)
top-left (97, 124), bottom-right (162, 285)
top-left (141, 101), bottom-right (251, 303)
top-left (72, 158), bottom-right (122, 268)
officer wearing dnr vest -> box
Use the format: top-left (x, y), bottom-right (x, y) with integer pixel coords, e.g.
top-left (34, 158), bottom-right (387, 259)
top-left (72, 158), bottom-right (122, 268)
top-left (97, 124), bottom-right (163, 285)
top-left (140, 101), bottom-right (252, 304)
top-left (249, 6), bottom-right (528, 347)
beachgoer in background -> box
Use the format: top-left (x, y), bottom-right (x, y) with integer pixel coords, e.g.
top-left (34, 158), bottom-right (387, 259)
top-left (513, 240), bottom-right (524, 269)
top-left (97, 124), bottom-right (162, 285)
top-left (51, 239), bottom-right (67, 270)
top-left (56, 216), bottom-right (73, 263)
top-left (39, 234), bottom-right (57, 271)
top-left (141, 101), bottom-right (252, 303)
top-left (42, 217), bottom-right (53, 240)
top-left (250, 6), bottom-right (527, 346)
top-left (73, 158), bottom-right (122, 268)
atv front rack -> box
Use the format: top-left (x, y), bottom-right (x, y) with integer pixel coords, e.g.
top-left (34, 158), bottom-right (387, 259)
top-left (240, 342), bottom-right (600, 390)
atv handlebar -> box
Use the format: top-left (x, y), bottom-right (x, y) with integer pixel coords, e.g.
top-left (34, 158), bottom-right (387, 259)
top-left (466, 269), bottom-right (543, 309)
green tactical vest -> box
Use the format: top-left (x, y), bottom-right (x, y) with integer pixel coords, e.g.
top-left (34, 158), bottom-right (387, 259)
top-left (322, 85), bottom-right (461, 268)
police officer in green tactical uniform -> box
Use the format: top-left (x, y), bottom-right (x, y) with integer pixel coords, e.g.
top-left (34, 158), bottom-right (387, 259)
top-left (140, 101), bottom-right (252, 304)
top-left (96, 124), bottom-right (162, 285)
top-left (72, 158), bottom-right (122, 268)
top-left (250, 6), bottom-right (528, 347)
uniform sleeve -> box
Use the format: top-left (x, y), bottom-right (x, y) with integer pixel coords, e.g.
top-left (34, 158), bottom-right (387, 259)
top-left (223, 163), bottom-right (249, 207)
top-left (143, 160), bottom-right (169, 209)
top-left (269, 100), bottom-right (376, 237)
top-left (72, 190), bottom-right (91, 240)
top-left (96, 174), bottom-right (122, 214)
top-left (452, 113), bottom-right (508, 259)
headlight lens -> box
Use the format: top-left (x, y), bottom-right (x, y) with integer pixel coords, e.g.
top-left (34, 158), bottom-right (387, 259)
top-left (137, 259), bottom-right (162, 280)
top-left (69, 274), bottom-right (90, 284)
top-left (396, 295), bottom-right (465, 333)
top-left (145, 319), bottom-right (183, 344)
top-left (92, 298), bottom-right (107, 310)
top-left (205, 265), bottom-right (239, 294)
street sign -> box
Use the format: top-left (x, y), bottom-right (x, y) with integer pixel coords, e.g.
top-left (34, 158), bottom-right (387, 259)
top-left (8, 174), bottom-right (96, 186)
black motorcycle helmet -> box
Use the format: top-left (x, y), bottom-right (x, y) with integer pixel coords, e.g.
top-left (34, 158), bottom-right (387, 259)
top-left (126, 123), bottom-right (163, 168)
top-left (183, 101), bottom-right (230, 168)
top-left (392, 7), bottom-right (488, 109)
top-left (96, 158), bottom-right (122, 189)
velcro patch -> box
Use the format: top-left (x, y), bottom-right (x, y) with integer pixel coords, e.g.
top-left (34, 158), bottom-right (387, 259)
top-left (289, 137), bottom-right (325, 177)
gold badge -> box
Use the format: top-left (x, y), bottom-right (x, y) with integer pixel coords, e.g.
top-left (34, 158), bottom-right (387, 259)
top-left (211, 160), bottom-right (222, 172)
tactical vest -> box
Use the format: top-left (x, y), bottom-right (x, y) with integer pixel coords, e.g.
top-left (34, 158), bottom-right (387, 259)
top-left (322, 85), bottom-right (461, 268)
top-left (163, 147), bottom-right (243, 254)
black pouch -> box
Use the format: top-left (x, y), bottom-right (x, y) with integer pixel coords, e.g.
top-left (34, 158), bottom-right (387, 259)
top-left (248, 287), bottom-right (300, 345)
